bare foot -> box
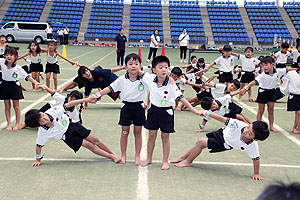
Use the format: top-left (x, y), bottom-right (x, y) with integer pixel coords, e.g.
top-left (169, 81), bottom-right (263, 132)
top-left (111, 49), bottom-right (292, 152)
top-left (112, 154), bottom-right (121, 163)
top-left (194, 129), bottom-right (204, 133)
top-left (250, 98), bottom-right (257, 102)
top-left (59, 89), bottom-right (63, 93)
top-left (13, 124), bottom-right (22, 130)
top-left (175, 106), bottom-right (181, 111)
top-left (270, 127), bottom-right (278, 132)
top-left (238, 98), bottom-right (242, 102)
top-left (20, 123), bottom-right (26, 129)
top-left (6, 124), bottom-right (12, 131)
top-left (141, 159), bottom-right (152, 167)
top-left (293, 130), bottom-right (300, 134)
top-left (54, 89), bottom-right (58, 92)
top-left (135, 157), bottom-right (141, 165)
top-left (119, 156), bottom-right (126, 164)
top-left (170, 157), bottom-right (185, 163)
top-left (23, 87), bottom-right (30, 91)
top-left (161, 162), bottom-right (169, 170)
top-left (175, 160), bottom-right (193, 168)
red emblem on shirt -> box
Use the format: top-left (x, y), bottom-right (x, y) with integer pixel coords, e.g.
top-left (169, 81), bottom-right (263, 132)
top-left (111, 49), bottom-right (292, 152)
top-left (164, 96), bottom-right (166, 98)
top-left (56, 118), bottom-right (59, 122)
top-left (164, 91), bottom-right (168, 94)
top-left (99, 77), bottom-right (103, 81)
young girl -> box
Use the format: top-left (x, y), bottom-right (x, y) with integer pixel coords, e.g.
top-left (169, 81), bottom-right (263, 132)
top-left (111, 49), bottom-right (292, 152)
top-left (18, 41), bottom-right (47, 91)
top-left (45, 41), bottom-right (78, 91)
top-left (0, 46), bottom-right (39, 130)
top-left (0, 35), bottom-right (8, 58)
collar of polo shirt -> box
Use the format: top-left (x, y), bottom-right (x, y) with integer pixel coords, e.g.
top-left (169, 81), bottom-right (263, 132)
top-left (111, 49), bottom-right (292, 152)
top-left (125, 72), bottom-right (142, 80)
top-left (265, 67), bottom-right (277, 75)
top-left (41, 114), bottom-right (54, 130)
top-left (153, 76), bottom-right (169, 86)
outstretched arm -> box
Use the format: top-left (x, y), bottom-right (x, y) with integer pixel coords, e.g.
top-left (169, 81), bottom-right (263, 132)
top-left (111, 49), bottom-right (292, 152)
top-left (56, 52), bottom-right (76, 65)
top-left (111, 65), bottom-right (126, 73)
top-left (30, 146), bottom-right (42, 167)
top-left (240, 80), bottom-right (256, 96)
top-left (198, 110), bottom-right (227, 123)
top-left (252, 159), bottom-right (264, 181)
top-left (231, 52), bottom-right (239, 57)
top-left (65, 96), bottom-right (97, 109)
top-left (180, 97), bottom-right (198, 114)
top-left (18, 52), bottom-right (30, 60)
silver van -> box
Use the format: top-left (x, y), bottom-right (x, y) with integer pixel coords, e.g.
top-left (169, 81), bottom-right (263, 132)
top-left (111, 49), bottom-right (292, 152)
top-left (0, 22), bottom-right (49, 44)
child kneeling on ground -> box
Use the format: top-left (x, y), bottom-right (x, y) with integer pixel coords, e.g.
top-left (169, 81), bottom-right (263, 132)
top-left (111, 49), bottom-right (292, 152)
top-left (25, 95), bottom-right (121, 166)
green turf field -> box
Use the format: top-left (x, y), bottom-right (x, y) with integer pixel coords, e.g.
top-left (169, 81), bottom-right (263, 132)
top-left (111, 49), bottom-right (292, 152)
top-left (0, 43), bottom-right (299, 200)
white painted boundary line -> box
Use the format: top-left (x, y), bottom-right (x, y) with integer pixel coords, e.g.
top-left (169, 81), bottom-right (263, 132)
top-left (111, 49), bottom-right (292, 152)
top-left (136, 128), bottom-right (149, 200)
top-left (0, 49), bottom-right (114, 130)
top-left (1, 157), bottom-right (300, 169)
top-left (202, 75), bottom-right (300, 147)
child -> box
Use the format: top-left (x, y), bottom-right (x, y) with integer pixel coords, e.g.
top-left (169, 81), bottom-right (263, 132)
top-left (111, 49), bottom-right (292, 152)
top-left (77, 65), bottom-right (125, 109)
top-left (18, 41), bottom-right (47, 91)
top-left (206, 45), bottom-right (238, 83)
top-left (139, 56), bottom-right (199, 170)
top-left (274, 42), bottom-right (291, 68)
top-left (256, 182), bottom-right (300, 199)
top-left (171, 111), bottom-right (269, 181)
top-left (45, 41), bottom-right (78, 91)
top-left (95, 53), bottom-right (148, 165)
top-left (25, 96), bottom-right (121, 167)
top-left (0, 35), bottom-right (8, 58)
top-left (234, 47), bottom-right (260, 102)
top-left (240, 56), bottom-right (297, 132)
top-left (290, 45), bottom-right (300, 69)
top-left (0, 46), bottom-right (39, 130)
top-left (182, 79), bottom-right (241, 109)
top-left (196, 95), bottom-right (250, 132)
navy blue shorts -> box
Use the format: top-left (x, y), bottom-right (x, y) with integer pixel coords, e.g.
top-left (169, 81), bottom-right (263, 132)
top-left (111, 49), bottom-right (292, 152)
top-left (119, 101), bottom-right (145, 126)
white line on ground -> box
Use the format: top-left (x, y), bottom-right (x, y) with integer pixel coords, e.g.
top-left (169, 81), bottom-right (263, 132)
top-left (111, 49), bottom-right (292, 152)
top-left (1, 157), bottom-right (299, 169)
top-left (136, 128), bottom-right (149, 200)
top-left (202, 75), bottom-right (300, 147)
top-left (0, 49), bottom-right (113, 131)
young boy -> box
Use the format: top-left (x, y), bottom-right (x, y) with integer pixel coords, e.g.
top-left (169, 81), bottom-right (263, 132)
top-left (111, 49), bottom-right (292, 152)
top-left (25, 96), bottom-right (121, 167)
top-left (171, 111), bottom-right (270, 181)
top-left (181, 79), bottom-right (241, 109)
top-left (290, 45), bottom-right (300, 69)
top-left (274, 42), bottom-right (291, 68)
top-left (240, 56), bottom-right (297, 132)
top-left (196, 94), bottom-right (250, 132)
top-left (94, 53), bottom-right (148, 165)
top-left (139, 56), bottom-right (199, 170)
top-left (0, 35), bottom-right (8, 58)
top-left (206, 45), bottom-right (238, 83)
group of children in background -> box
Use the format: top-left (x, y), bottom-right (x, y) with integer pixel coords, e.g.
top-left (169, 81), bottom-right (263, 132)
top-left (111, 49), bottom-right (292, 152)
top-left (0, 38), bottom-right (299, 181)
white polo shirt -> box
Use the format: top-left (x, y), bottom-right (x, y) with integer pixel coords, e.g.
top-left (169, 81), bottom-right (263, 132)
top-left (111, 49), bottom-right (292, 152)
top-left (57, 29), bottom-right (64, 36)
top-left (142, 65), bottom-right (153, 74)
top-left (49, 92), bottom-right (80, 123)
top-left (274, 51), bottom-right (291, 64)
top-left (210, 83), bottom-right (229, 99)
top-left (291, 50), bottom-right (300, 63)
top-left (285, 70), bottom-right (300, 94)
top-left (223, 118), bottom-right (260, 159)
top-left (179, 33), bottom-right (189, 46)
top-left (142, 73), bottom-right (183, 107)
top-left (64, 28), bottom-right (69, 35)
top-left (214, 55), bottom-right (238, 72)
top-left (255, 68), bottom-right (288, 89)
top-left (0, 58), bottom-right (29, 83)
top-left (36, 105), bottom-right (70, 146)
top-left (176, 73), bottom-right (197, 91)
top-left (239, 55), bottom-right (260, 72)
top-left (205, 94), bottom-right (232, 121)
top-left (46, 27), bottom-right (53, 34)
top-left (150, 35), bottom-right (160, 48)
top-left (109, 73), bottom-right (148, 103)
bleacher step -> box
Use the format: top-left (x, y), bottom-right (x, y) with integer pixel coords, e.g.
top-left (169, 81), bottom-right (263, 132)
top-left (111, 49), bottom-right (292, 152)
top-left (122, 4), bottom-right (131, 38)
top-left (238, 7), bottom-right (259, 46)
top-left (278, 7), bottom-right (298, 39)
top-left (39, 0), bottom-right (53, 23)
top-left (161, 5), bottom-right (171, 44)
top-left (78, 1), bottom-right (93, 41)
top-left (0, 0), bottom-right (12, 23)
top-left (200, 6), bottom-right (215, 46)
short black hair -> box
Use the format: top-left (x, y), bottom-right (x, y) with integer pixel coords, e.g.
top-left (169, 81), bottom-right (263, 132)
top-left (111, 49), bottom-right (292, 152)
top-left (231, 79), bottom-right (241, 89)
top-left (119, 28), bottom-right (124, 32)
top-left (25, 109), bottom-right (41, 128)
top-left (261, 56), bottom-right (273, 64)
top-left (297, 56), bottom-right (300, 64)
top-left (244, 47), bottom-right (254, 53)
top-left (68, 90), bottom-right (83, 100)
top-left (252, 121), bottom-right (269, 141)
top-left (281, 42), bottom-right (289, 49)
top-left (125, 53), bottom-right (141, 65)
top-left (256, 181), bottom-right (300, 200)
top-left (0, 35), bottom-right (6, 38)
top-left (223, 44), bottom-right (232, 52)
top-left (198, 58), bottom-right (205, 63)
top-left (191, 55), bottom-right (197, 61)
top-left (152, 55), bottom-right (170, 68)
top-left (171, 67), bottom-right (182, 77)
top-left (200, 97), bottom-right (213, 110)
top-left (4, 46), bottom-right (19, 58)
top-left (28, 41), bottom-right (41, 54)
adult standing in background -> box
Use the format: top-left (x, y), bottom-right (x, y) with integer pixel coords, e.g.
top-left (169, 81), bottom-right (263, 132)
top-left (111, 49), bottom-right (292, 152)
top-left (179, 28), bottom-right (189, 63)
top-left (64, 26), bottom-right (69, 45)
top-left (46, 24), bottom-right (53, 39)
top-left (115, 28), bottom-right (127, 67)
top-left (147, 29), bottom-right (160, 62)
top-left (296, 34), bottom-right (300, 47)
top-left (57, 28), bottom-right (64, 45)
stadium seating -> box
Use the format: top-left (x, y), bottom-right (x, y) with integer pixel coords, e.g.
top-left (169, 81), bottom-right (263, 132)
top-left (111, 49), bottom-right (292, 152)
top-left (245, 1), bottom-right (292, 45)
top-left (169, 1), bottom-right (205, 44)
top-left (85, 0), bottom-right (124, 41)
top-left (129, 0), bottom-right (163, 43)
top-left (1, 0), bottom-right (47, 25)
top-left (283, 2), bottom-right (300, 35)
top-left (47, 0), bottom-right (85, 39)
top-left (207, 1), bottom-right (249, 45)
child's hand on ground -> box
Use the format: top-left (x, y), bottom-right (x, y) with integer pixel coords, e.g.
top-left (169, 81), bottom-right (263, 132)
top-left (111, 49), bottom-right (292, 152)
top-left (252, 174), bottom-right (264, 181)
top-left (175, 106), bottom-right (181, 111)
top-left (194, 129), bottom-right (204, 133)
top-left (30, 161), bottom-right (41, 167)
